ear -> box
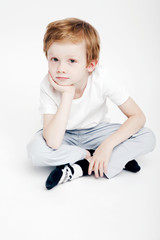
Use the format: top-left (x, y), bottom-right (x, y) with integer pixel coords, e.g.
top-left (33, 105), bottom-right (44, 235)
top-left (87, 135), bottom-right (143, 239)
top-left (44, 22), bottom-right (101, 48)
top-left (86, 59), bottom-right (98, 73)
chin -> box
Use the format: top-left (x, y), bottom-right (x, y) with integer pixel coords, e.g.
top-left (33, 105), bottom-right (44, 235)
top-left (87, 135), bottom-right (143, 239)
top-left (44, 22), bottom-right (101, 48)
top-left (58, 81), bottom-right (72, 86)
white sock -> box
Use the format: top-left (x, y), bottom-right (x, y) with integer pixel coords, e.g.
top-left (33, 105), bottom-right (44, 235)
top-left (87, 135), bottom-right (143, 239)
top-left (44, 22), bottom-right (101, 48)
top-left (58, 164), bottom-right (83, 184)
top-left (71, 164), bottom-right (83, 180)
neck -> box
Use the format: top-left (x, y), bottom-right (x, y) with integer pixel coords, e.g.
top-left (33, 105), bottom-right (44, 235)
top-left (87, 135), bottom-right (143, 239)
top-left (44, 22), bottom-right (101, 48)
top-left (73, 75), bottom-right (89, 99)
top-left (75, 73), bottom-right (90, 92)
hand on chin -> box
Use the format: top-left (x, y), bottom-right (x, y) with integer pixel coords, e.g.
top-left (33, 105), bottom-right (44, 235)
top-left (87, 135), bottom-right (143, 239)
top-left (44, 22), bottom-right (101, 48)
top-left (56, 80), bottom-right (72, 86)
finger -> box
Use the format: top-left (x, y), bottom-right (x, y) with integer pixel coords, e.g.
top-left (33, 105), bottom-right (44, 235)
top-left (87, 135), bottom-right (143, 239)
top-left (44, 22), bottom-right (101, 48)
top-left (48, 71), bottom-right (53, 81)
top-left (99, 162), bottom-right (104, 177)
top-left (88, 160), bottom-right (94, 175)
top-left (48, 72), bottom-right (54, 84)
top-left (94, 162), bottom-right (99, 178)
top-left (104, 162), bottom-right (108, 175)
top-left (48, 71), bottom-right (57, 84)
top-left (48, 70), bottom-right (51, 78)
top-left (48, 73), bottom-right (60, 89)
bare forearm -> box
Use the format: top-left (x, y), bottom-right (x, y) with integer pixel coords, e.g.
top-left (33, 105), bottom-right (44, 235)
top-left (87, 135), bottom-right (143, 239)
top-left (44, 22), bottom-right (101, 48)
top-left (43, 93), bottom-right (73, 149)
top-left (101, 113), bottom-right (146, 149)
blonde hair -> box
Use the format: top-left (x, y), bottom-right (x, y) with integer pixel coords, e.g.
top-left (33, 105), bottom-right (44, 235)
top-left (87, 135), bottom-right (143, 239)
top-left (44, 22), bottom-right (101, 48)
top-left (43, 18), bottom-right (100, 66)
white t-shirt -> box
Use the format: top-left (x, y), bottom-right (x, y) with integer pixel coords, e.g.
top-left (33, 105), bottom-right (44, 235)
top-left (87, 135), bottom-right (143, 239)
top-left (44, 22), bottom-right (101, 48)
top-left (39, 65), bottom-right (129, 130)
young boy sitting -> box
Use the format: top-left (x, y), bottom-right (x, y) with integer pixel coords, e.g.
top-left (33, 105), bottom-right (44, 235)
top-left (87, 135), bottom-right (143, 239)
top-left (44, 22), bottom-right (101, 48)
top-left (27, 18), bottom-right (156, 190)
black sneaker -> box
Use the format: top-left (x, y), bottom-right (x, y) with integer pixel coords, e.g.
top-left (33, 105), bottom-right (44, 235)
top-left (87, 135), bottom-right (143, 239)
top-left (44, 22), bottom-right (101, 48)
top-left (87, 149), bottom-right (95, 156)
top-left (45, 164), bottom-right (74, 190)
top-left (124, 160), bottom-right (141, 173)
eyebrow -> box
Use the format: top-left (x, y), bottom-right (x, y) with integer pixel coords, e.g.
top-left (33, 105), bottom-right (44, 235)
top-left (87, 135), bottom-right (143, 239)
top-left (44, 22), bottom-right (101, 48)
top-left (63, 55), bottom-right (78, 58)
top-left (48, 54), bottom-right (79, 59)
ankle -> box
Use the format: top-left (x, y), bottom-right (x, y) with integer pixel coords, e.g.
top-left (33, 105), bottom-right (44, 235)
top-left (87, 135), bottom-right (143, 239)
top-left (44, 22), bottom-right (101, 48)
top-left (85, 150), bottom-right (92, 162)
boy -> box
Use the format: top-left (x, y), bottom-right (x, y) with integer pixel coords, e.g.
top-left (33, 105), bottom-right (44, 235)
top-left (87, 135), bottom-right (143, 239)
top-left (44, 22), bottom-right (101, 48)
top-left (27, 18), bottom-right (156, 190)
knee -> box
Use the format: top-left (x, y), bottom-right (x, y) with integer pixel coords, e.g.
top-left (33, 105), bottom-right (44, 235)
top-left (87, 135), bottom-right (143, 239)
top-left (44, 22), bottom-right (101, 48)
top-left (27, 138), bottom-right (41, 166)
top-left (143, 127), bottom-right (156, 152)
top-left (27, 133), bottom-right (52, 166)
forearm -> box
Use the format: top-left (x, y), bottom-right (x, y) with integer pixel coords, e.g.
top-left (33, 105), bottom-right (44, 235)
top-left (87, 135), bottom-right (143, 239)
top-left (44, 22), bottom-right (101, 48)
top-left (101, 113), bottom-right (146, 149)
top-left (43, 93), bottom-right (73, 149)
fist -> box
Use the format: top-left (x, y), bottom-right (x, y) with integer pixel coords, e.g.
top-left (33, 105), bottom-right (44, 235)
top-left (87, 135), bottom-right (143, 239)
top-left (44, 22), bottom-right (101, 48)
top-left (48, 71), bottom-right (76, 95)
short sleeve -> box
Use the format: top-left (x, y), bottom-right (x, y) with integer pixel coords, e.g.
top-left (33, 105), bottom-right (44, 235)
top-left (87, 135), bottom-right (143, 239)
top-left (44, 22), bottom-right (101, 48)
top-left (39, 76), bottom-right (58, 114)
top-left (101, 68), bottom-right (130, 106)
top-left (105, 82), bottom-right (129, 106)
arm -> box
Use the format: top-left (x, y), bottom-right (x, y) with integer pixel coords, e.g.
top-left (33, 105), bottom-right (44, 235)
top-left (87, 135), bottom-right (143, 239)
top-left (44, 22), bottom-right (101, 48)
top-left (43, 72), bottom-right (75, 149)
top-left (101, 97), bottom-right (146, 149)
top-left (88, 97), bottom-right (146, 178)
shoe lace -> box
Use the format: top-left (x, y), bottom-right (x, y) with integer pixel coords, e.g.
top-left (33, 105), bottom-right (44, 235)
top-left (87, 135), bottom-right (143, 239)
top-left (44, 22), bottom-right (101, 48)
top-left (62, 166), bottom-right (72, 183)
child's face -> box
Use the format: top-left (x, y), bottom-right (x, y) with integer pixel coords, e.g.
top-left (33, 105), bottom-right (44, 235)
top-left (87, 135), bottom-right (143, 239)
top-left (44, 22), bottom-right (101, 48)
top-left (47, 40), bottom-right (95, 87)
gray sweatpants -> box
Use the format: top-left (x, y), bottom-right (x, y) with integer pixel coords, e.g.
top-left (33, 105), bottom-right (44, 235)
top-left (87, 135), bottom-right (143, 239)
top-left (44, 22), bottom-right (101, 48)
top-left (27, 122), bottom-right (156, 179)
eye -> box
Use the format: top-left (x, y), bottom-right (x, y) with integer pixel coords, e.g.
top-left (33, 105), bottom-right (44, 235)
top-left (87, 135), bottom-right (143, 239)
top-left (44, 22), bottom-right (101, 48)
top-left (51, 57), bottom-right (58, 62)
top-left (69, 59), bottom-right (76, 63)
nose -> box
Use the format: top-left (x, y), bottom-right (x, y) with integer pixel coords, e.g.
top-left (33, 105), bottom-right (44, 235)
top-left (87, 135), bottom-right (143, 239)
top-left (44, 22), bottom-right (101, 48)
top-left (57, 61), bottom-right (66, 73)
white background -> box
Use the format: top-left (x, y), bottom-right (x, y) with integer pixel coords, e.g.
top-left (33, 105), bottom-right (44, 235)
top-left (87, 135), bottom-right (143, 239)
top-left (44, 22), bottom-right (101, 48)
top-left (0, 0), bottom-right (160, 239)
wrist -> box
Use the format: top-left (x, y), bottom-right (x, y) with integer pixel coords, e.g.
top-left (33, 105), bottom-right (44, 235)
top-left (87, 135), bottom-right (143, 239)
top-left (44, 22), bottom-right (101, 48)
top-left (101, 137), bottom-right (115, 150)
top-left (62, 91), bottom-right (75, 100)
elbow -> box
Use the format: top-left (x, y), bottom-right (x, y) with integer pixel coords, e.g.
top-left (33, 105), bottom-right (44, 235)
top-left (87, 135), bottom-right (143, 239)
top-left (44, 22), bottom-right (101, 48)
top-left (143, 114), bottom-right (146, 127)
top-left (48, 142), bottom-right (61, 150)
top-left (46, 140), bottom-right (61, 150)
top-left (139, 112), bottom-right (146, 128)
top-left (43, 134), bottom-right (61, 150)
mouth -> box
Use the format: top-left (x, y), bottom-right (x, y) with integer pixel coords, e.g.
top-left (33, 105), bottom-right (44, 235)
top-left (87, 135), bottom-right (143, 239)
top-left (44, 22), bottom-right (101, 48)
top-left (56, 77), bottom-right (69, 81)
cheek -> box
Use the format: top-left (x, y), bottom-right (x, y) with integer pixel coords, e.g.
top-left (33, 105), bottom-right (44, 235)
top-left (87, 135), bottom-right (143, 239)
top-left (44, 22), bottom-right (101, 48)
top-left (73, 64), bottom-right (85, 73)
top-left (48, 61), bottom-right (51, 69)
top-left (48, 62), bottom-right (56, 72)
